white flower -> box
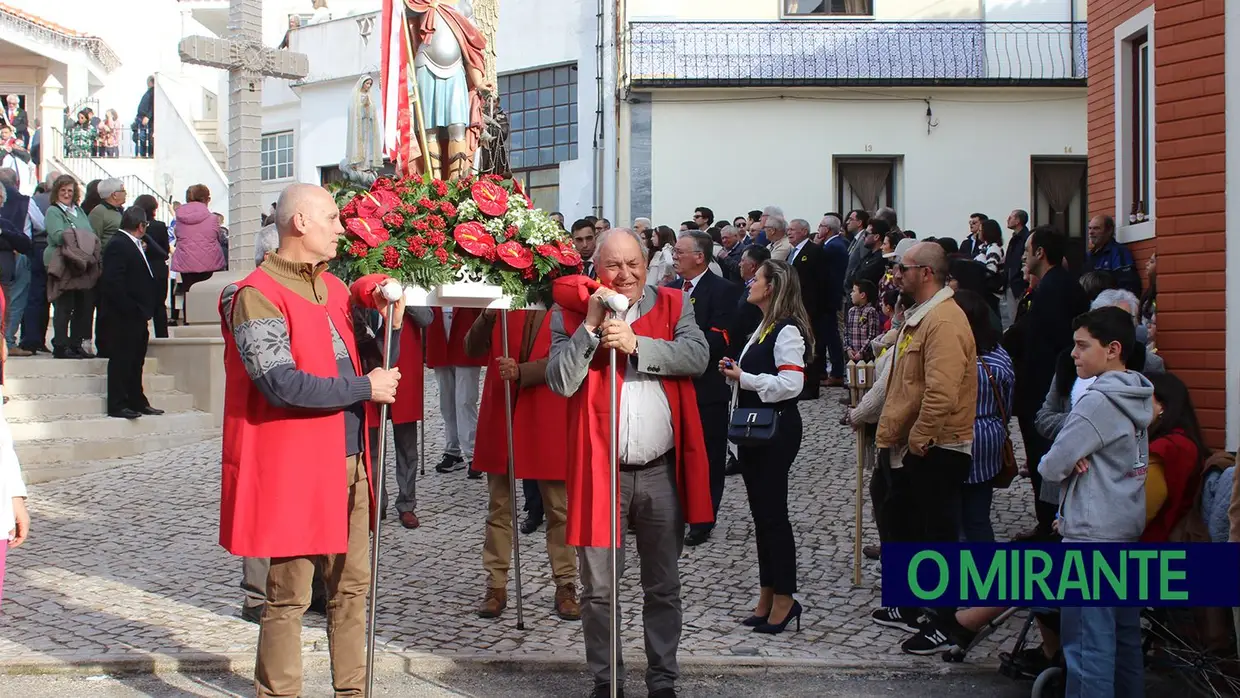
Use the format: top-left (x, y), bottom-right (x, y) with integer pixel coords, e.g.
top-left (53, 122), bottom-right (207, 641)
top-left (456, 199), bottom-right (481, 221)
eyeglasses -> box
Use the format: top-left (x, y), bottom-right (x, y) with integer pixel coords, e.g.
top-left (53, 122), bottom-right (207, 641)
top-left (898, 263), bottom-right (930, 273)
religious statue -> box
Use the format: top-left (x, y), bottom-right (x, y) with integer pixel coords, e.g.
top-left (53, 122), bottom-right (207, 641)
top-left (403, 0), bottom-right (492, 181)
top-left (476, 95), bottom-right (509, 176)
top-left (346, 75), bottom-right (384, 172)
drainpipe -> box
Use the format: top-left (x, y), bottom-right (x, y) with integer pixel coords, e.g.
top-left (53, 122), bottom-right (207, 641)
top-left (592, 0), bottom-right (605, 217)
top-left (1069, 0), bottom-right (1078, 78)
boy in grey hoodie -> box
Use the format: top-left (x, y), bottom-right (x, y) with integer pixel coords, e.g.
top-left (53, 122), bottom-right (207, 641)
top-left (1037, 305), bottom-right (1153, 698)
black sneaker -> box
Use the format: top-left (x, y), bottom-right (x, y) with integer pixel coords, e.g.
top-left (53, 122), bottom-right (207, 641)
top-left (467, 461), bottom-right (483, 479)
top-left (901, 622), bottom-right (956, 655)
top-left (870, 607), bottom-right (923, 633)
top-left (724, 454), bottom-right (742, 476)
top-left (435, 454), bottom-right (465, 473)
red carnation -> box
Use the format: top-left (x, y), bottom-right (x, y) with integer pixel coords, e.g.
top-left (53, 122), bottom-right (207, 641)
top-left (418, 197), bottom-right (434, 209)
top-left (382, 211), bottom-right (405, 228)
top-left (427, 214), bottom-right (446, 230)
top-left (341, 196), bottom-right (361, 219)
top-left (347, 241), bottom-right (369, 258)
top-left (432, 179), bottom-right (449, 196)
top-left (520, 266), bottom-right (536, 280)
top-left (439, 201), bottom-right (457, 217)
top-left (412, 219), bottom-right (430, 232)
top-left (407, 237), bottom-right (427, 256)
top-left (371, 177), bottom-right (395, 191)
top-left (434, 247), bottom-right (449, 263)
top-left (471, 180), bottom-right (509, 217)
top-left (427, 230), bottom-right (446, 247)
top-left (380, 245), bottom-right (402, 269)
top-left (496, 240), bottom-right (534, 270)
top-left (410, 173), bottom-right (423, 184)
top-left (452, 221), bottom-right (497, 258)
top-left (400, 203), bottom-right (417, 215)
top-left (345, 217), bottom-right (389, 247)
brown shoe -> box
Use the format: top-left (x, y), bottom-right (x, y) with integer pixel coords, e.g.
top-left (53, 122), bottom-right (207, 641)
top-left (863, 544), bottom-right (881, 560)
top-left (477, 587), bottom-right (507, 618)
top-left (399, 511), bottom-right (420, 529)
top-left (822, 376), bottom-right (845, 388)
top-left (554, 584), bottom-right (581, 620)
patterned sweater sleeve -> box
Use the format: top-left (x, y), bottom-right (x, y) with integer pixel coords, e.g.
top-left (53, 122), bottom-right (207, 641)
top-left (222, 284), bottom-right (372, 411)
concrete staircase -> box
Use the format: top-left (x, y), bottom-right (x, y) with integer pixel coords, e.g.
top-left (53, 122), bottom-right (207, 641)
top-left (195, 119), bottom-right (228, 172)
top-left (7, 356), bottom-right (218, 484)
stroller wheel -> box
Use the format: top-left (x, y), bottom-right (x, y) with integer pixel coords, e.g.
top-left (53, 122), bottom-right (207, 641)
top-left (1030, 666), bottom-right (1064, 698)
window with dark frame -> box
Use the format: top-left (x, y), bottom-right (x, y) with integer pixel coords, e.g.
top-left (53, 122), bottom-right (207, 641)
top-left (261, 131), bottom-right (294, 181)
top-left (1130, 32), bottom-right (1151, 219)
top-left (498, 64), bottom-right (578, 171)
top-left (783, 0), bottom-right (873, 17)
top-left (511, 168), bottom-right (560, 213)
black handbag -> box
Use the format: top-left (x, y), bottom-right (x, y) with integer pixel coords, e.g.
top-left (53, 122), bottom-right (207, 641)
top-left (727, 407), bottom-right (779, 445)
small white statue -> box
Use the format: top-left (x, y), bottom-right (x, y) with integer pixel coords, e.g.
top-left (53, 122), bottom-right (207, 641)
top-left (345, 75), bottom-right (384, 172)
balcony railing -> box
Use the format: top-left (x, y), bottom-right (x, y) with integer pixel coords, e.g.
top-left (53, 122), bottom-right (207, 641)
top-left (626, 21), bottom-right (1088, 88)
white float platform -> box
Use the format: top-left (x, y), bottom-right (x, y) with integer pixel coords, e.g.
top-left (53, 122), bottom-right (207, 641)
top-left (403, 283), bottom-right (545, 310)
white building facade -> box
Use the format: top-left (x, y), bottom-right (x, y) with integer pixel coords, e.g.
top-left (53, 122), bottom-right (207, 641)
top-left (617, 0), bottom-right (1090, 240)
top-left (253, 0), bottom-right (612, 222)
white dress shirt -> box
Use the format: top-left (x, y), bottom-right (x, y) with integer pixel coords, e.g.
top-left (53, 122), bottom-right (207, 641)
top-left (680, 269), bottom-right (705, 294)
top-left (787, 238), bottom-right (809, 263)
top-left (735, 322), bottom-right (806, 404)
top-left (615, 296), bottom-right (675, 465)
top-left (122, 230), bottom-right (153, 276)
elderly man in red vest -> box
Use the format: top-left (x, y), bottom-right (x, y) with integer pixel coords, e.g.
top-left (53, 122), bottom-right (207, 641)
top-left (464, 307), bottom-right (579, 621)
top-left (546, 228), bottom-right (714, 698)
top-left (219, 183), bottom-right (403, 697)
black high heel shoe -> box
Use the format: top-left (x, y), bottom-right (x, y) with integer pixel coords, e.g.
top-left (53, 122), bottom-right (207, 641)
top-left (741, 612), bottom-right (769, 627)
top-left (754, 600), bottom-right (802, 634)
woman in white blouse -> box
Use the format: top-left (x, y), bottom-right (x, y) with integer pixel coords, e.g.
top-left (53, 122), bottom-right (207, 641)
top-left (719, 259), bottom-right (813, 635)
top-left (0, 304), bottom-right (30, 605)
top-left (647, 225), bottom-right (676, 285)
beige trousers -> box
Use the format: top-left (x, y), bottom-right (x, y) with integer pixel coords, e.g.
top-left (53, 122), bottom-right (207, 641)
top-left (483, 474), bottom-right (576, 588)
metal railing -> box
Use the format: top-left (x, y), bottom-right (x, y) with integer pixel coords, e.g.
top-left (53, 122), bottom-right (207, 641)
top-left (626, 21), bottom-right (1088, 88)
top-left (50, 127), bottom-right (174, 222)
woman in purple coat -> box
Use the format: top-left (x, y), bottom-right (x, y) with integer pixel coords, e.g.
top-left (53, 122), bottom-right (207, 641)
top-left (169, 184), bottom-right (225, 323)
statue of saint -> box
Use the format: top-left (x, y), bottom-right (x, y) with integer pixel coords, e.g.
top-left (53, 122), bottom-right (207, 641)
top-left (346, 75), bottom-right (384, 172)
top-left (403, 0), bottom-right (492, 180)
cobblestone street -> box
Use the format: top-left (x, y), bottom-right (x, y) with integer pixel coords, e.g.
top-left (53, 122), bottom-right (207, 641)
top-left (0, 369), bottom-right (1036, 672)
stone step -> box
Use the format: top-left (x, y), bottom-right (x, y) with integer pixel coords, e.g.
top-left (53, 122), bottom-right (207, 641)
top-left (6, 373), bottom-right (176, 397)
top-left (168, 324), bottom-right (222, 339)
top-left (9, 409), bottom-right (214, 441)
top-left (19, 429), bottom-right (219, 483)
top-left (5, 356), bottom-right (159, 378)
top-left (4, 391), bottom-right (197, 420)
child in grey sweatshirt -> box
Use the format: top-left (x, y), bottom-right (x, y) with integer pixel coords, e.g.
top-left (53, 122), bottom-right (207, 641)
top-left (1036, 306), bottom-right (1153, 698)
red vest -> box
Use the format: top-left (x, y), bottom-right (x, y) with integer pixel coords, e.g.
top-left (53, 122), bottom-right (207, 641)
top-left (426, 307), bottom-right (486, 367)
top-left (560, 289), bottom-right (714, 548)
top-left (473, 311), bottom-right (569, 481)
top-left (218, 269), bottom-right (372, 558)
top-left (365, 320), bottom-right (425, 425)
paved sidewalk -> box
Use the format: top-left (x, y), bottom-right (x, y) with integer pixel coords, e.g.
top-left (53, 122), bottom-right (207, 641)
top-left (0, 369), bottom-right (1038, 671)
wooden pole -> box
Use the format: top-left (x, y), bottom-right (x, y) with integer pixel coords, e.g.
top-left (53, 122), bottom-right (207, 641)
top-left (848, 360), bottom-right (875, 587)
top-left (401, 14), bottom-right (435, 180)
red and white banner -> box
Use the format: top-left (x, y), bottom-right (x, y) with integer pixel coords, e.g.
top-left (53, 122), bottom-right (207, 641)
top-left (380, 0), bottom-right (412, 173)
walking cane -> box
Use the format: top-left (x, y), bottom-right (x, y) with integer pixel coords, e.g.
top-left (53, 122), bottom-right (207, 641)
top-left (605, 293), bottom-right (628, 698)
top-left (419, 326), bottom-right (426, 477)
top-left (500, 308), bottom-right (526, 630)
top-left (365, 282), bottom-right (402, 697)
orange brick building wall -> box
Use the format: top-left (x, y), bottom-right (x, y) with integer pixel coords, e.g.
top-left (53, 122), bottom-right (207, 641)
top-left (1086, 0), bottom-right (1228, 447)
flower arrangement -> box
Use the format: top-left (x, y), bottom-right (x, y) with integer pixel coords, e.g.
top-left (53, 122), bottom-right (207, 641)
top-left (333, 174), bottom-right (582, 307)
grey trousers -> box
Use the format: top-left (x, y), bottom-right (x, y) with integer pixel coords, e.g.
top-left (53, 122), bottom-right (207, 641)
top-left (368, 422), bottom-right (420, 515)
top-left (434, 366), bottom-right (480, 460)
top-left (578, 462), bottom-right (684, 692)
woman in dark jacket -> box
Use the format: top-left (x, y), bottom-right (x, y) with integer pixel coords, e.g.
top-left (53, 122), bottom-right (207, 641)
top-left (133, 195), bottom-right (170, 337)
top-left (720, 259), bottom-right (813, 635)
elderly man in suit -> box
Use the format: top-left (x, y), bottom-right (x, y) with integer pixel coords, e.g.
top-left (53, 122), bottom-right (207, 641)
top-left (98, 207), bottom-right (162, 419)
top-left (547, 227), bottom-right (713, 698)
top-left (667, 230), bottom-right (740, 547)
top-left (785, 218), bottom-right (838, 395)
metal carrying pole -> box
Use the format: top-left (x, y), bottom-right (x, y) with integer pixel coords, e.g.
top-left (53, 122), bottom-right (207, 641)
top-left (366, 301), bottom-right (398, 697)
top-left (608, 343), bottom-right (619, 698)
top-left (500, 308), bottom-right (526, 630)
top-left (419, 326), bottom-right (426, 476)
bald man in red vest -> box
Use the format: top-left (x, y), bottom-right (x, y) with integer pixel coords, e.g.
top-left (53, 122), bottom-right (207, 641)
top-left (219, 183), bottom-right (403, 697)
top-left (546, 228), bottom-right (714, 698)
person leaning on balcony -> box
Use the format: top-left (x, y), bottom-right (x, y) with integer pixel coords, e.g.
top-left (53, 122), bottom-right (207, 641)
top-left (170, 184), bottom-right (227, 323)
top-left (43, 175), bottom-right (101, 360)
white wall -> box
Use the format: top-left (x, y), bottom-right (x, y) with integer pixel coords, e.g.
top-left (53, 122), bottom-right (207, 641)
top-left (645, 87), bottom-right (1086, 240)
top-left (154, 79), bottom-right (228, 219)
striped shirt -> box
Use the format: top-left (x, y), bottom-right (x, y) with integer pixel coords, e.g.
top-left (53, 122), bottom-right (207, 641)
top-left (970, 346), bottom-right (1015, 484)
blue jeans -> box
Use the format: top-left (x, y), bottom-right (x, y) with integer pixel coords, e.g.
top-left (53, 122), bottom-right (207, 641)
top-left (958, 482), bottom-right (994, 542)
top-left (1061, 605), bottom-right (1144, 698)
top-left (4, 254), bottom-right (29, 347)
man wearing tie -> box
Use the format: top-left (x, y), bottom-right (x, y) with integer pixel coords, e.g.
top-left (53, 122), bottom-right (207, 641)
top-left (571, 218), bottom-right (598, 278)
top-left (98, 207), bottom-right (162, 419)
top-left (784, 219), bottom-right (835, 396)
top-left (668, 231), bottom-right (739, 546)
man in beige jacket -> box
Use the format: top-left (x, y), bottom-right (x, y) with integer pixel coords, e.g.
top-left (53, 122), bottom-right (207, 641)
top-left (868, 242), bottom-right (977, 638)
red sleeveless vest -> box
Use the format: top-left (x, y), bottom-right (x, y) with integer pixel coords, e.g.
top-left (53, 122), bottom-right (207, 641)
top-left (218, 268), bottom-right (372, 558)
top-left (473, 311), bottom-right (570, 481)
top-left (426, 307), bottom-right (486, 367)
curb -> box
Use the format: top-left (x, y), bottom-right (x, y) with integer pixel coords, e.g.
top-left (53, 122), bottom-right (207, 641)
top-left (0, 650), bottom-right (1001, 677)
